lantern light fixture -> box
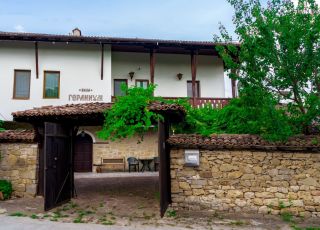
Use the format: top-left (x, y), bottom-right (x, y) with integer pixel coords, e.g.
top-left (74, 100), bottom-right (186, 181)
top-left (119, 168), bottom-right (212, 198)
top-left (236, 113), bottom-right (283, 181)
top-left (177, 73), bottom-right (183, 80)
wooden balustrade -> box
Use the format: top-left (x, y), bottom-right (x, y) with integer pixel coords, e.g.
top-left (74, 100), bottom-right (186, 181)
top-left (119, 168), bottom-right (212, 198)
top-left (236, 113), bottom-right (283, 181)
top-left (112, 96), bottom-right (231, 109)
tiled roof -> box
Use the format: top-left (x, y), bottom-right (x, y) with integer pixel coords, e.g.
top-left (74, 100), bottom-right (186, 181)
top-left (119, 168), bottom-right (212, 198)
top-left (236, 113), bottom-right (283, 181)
top-left (12, 103), bottom-right (113, 118)
top-left (12, 102), bottom-right (185, 119)
top-left (0, 31), bottom-right (240, 47)
top-left (0, 130), bottom-right (35, 143)
top-left (167, 134), bottom-right (320, 151)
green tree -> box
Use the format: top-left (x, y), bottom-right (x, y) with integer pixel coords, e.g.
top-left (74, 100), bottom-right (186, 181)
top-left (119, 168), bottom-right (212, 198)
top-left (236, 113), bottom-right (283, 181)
top-left (0, 120), bottom-right (4, 131)
top-left (215, 0), bottom-right (320, 134)
top-left (98, 84), bottom-right (161, 141)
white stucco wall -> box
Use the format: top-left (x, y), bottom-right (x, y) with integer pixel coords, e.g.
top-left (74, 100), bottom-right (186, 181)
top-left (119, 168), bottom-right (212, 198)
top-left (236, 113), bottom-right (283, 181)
top-left (0, 41), bottom-right (112, 120)
top-left (112, 52), bottom-right (226, 98)
top-left (0, 44), bottom-right (228, 121)
top-left (111, 52), bottom-right (150, 89)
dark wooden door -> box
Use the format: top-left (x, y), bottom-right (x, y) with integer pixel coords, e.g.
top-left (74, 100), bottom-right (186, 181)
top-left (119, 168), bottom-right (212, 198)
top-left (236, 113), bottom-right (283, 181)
top-left (44, 122), bottom-right (72, 211)
top-left (158, 119), bottom-right (171, 217)
top-left (74, 133), bottom-right (93, 172)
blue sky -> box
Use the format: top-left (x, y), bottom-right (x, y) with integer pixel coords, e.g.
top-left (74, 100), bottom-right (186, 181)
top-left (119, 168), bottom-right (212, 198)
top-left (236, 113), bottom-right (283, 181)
top-left (0, 0), bottom-right (270, 41)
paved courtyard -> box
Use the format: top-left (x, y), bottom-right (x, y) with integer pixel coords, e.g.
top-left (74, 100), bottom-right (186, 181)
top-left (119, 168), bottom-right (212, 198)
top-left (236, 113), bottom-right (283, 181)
top-left (0, 172), bottom-right (319, 229)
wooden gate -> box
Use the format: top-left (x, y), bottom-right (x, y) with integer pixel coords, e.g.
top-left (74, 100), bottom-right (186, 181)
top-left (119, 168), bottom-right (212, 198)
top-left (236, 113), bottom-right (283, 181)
top-left (44, 122), bottom-right (73, 211)
top-left (158, 119), bottom-right (171, 217)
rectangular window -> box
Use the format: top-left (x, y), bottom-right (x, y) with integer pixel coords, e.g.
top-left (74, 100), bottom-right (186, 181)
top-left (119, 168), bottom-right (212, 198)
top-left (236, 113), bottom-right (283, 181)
top-left (114, 79), bottom-right (128, 96)
top-left (135, 80), bottom-right (149, 89)
top-left (187, 81), bottom-right (200, 97)
top-left (13, 70), bottom-right (31, 99)
top-left (44, 71), bottom-right (60, 99)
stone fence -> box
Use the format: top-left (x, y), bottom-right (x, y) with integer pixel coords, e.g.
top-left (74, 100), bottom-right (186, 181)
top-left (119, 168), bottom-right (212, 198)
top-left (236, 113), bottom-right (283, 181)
top-left (168, 134), bottom-right (320, 217)
top-left (0, 130), bottom-right (38, 198)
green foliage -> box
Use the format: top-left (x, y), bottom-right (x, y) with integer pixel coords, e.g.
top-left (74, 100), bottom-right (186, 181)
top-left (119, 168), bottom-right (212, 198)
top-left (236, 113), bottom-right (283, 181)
top-left (175, 88), bottom-right (294, 141)
top-left (0, 120), bottom-right (4, 132)
top-left (98, 84), bottom-right (162, 141)
top-left (281, 212), bottom-right (294, 223)
top-left (166, 209), bottom-right (177, 218)
top-left (9, 212), bottom-right (27, 217)
top-left (214, 0), bottom-right (320, 134)
top-left (0, 180), bottom-right (13, 200)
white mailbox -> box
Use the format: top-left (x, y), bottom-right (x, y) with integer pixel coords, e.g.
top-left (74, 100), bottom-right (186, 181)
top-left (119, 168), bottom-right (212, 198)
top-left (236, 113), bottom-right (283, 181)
top-left (184, 149), bottom-right (200, 166)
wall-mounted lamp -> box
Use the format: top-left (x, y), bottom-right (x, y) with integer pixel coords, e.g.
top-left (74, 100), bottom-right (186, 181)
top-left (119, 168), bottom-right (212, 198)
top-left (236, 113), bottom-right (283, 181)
top-left (129, 71), bottom-right (135, 81)
top-left (177, 73), bottom-right (183, 80)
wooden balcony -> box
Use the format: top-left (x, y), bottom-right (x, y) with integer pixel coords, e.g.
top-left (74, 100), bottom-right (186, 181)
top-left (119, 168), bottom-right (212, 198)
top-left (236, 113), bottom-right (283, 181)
top-left (163, 97), bottom-right (231, 109)
top-left (112, 96), bottom-right (231, 108)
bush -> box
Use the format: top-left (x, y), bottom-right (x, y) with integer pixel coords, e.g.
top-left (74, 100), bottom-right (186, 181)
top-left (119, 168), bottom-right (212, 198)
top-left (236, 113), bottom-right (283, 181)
top-left (0, 180), bottom-right (13, 200)
top-left (175, 88), bottom-right (295, 141)
top-left (0, 120), bottom-right (4, 131)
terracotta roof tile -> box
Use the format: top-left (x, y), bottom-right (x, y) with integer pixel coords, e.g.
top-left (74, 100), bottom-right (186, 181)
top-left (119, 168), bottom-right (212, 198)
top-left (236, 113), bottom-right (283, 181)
top-left (12, 103), bottom-right (113, 118)
top-left (12, 102), bottom-right (185, 119)
top-left (168, 134), bottom-right (320, 151)
top-left (0, 130), bottom-right (35, 143)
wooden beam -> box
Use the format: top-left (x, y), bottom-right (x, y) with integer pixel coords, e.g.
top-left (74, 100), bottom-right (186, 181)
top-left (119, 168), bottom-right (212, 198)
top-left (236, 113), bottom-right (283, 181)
top-left (231, 79), bottom-right (236, 98)
top-left (35, 42), bottom-right (39, 79)
top-left (150, 49), bottom-right (155, 85)
top-left (231, 69), bottom-right (237, 98)
top-left (191, 51), bottom-right (198, 106)
top-left (101, 44), bottom-right (104, 80)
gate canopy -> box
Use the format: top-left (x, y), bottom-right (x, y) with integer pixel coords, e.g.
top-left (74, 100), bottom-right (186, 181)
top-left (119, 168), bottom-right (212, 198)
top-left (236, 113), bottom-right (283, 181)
top-left (12, 102), bottom-right (186, 125)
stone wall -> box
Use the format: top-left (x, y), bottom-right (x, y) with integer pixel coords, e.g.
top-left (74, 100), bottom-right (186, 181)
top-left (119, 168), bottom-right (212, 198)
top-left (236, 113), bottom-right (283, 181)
top-left (0, 143), bottom-right (38, 198)
top-left (170, 149), bottom-right (320, 217)
top-left (91, 130), bottom-right (158, 172)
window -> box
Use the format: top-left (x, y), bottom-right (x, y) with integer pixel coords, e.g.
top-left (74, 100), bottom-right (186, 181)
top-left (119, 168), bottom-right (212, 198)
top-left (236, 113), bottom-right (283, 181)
top-left (135, 80), bottom-right (149, 89)
top-left (187, 81), bottom-right (200, 97)
top-left (114, 79), bottom-right (128, 96)
top-left (13, 70), bottom-right (31, 99)
top-left (44, 71), bottom-right (60, 99)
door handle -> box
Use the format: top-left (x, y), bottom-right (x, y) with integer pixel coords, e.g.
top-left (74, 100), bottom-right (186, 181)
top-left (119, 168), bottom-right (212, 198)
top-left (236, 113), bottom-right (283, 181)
top-left (54, 157), bottom-right (58, 161)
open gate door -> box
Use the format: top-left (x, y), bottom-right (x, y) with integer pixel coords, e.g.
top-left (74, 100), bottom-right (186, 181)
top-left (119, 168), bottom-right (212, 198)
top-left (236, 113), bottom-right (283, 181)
top-left (159, 120), bottom-right (171, 217)
top-left (44, 122), bottom-right (73, 211)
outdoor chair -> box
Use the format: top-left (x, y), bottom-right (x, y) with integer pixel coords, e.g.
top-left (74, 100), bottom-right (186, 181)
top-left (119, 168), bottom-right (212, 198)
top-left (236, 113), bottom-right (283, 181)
top-left (127, 157), bottom-right (139, 172)
top-left (154, 156), bottom-right (159, 171)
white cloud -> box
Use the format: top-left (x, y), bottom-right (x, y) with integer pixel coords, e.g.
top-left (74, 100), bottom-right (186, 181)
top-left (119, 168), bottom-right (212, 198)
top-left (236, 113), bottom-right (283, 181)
top-left (14, 25), bottom-right (25, 32)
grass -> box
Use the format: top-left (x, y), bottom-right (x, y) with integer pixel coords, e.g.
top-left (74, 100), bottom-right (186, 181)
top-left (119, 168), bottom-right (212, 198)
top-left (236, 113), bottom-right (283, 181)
top-left (30, 214), bottom-right (39, 219)
top-left (9, 212), bottom-right (27, 217)
top-left (229, 220), bottom-right (247, 226)
top-left (166, 209), bottom-right (177, 218)
top-left (102, 220), bottom-right (115, 225)
top-left (281, 212), bottom-right (294, 223)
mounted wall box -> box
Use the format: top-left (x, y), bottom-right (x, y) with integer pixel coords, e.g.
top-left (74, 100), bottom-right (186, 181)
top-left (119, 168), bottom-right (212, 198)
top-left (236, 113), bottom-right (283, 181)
top-left (184, 149), bottom-right (200, 166)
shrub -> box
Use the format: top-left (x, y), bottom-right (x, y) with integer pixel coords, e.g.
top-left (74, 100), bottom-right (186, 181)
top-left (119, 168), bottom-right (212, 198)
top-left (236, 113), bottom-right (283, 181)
top-left (0, 120), bottom-right (4, 131)
top-left (175, 88), bottom-right (295, 141)
top-left (0, 180), bottom-right (13, 200)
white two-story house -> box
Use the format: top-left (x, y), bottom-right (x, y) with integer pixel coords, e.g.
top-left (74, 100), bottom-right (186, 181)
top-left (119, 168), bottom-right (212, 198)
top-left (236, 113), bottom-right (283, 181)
top-left (0, 28), bottom-right (236, 172)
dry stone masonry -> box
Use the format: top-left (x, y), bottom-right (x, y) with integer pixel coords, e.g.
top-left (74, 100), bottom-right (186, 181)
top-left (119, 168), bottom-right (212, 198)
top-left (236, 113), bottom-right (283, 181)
top-left (0, 143), bottom-right (38, 198)
top-left (170, 149), bottom-right (320, 217)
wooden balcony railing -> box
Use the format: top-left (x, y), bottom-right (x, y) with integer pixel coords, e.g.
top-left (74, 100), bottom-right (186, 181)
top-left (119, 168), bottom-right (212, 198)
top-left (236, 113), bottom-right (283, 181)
top-left (112, 96), bottom-right (231, 109)
top-left (163, 97), bottom-right (231, 109)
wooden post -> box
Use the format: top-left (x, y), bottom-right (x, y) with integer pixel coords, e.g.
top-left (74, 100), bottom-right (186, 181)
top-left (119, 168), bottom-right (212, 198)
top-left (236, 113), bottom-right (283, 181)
top-left (191, 51), bottom-right (198, 106)
top-left (231, 79), bottom-right (236, 98)
top-left (35, 42), bottom-right (39, 79)
top-left (150, 49), bottom-right (155, 85)
top-left (231, 69), bottom-right (237, 98)
top-left (101, 44), bottom-right (104, 80)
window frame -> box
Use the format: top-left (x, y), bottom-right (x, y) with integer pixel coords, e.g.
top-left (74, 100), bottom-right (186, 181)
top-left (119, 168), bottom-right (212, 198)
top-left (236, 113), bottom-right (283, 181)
top-left (43, 70), bottom-right (60, 99)
top-left (113, 79), bottom-right (128, 96)
top-left (13, 69), bottom-right (31, 100)
top-left (187, 80), bottom-right (201, 98)
top-left (135, 79), bottom-right (149, 88)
